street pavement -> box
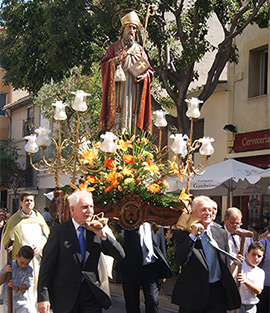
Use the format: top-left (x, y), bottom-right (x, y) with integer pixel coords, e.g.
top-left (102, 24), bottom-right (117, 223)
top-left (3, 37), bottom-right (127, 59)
top-left (104, 280), bottom-right (179, 313)
top-left (104, 293), bottom-right (178, 313)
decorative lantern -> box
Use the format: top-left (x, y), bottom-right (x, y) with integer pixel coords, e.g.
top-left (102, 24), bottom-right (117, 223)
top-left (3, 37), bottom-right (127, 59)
top-left (199, 137), bottom-right (215, 156)
top-left (153, 110), bottom-right (168, 127)
top-left (71, 90), bottom-right (90, 112)
top-left (100, 132), bottom-right (117, 153)
top-left (170, 134), bottom-right (188, 157)
top-left (52, 101), bottom-right (68, 121)
top-left (185, 97), bottom-right (203, 119)
top-left (35, 127), bottom-right (51, 147)
top-left (24, 134), bottom-right (39, 154)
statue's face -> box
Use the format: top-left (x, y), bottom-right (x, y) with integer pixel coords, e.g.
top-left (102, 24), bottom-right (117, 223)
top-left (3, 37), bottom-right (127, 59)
top-left (122, 23), bottom-right (137, 47)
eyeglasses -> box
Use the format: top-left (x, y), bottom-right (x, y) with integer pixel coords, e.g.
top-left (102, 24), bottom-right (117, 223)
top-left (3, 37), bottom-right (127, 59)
top-left (228, 220), bottom-right (242, 227)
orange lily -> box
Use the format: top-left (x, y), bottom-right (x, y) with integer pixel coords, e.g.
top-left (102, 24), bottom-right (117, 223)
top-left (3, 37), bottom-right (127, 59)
top-left (105, 158), bottom-right (116, 170)
top-left (143, 160), bottom-right (159, 176)
top-left (117, 136), bottom-right (135, 151)
top-left (170, 159), bottom-right (184, 182)
top-left (106, 171), bottom-right (120, 183)
top-left (87, 175), bottom-right (97, 184)
top-left (79, 181), bottom-right (95, 192)
top-left (123, 154), bottom-right (135, 164)
top-left (147, 184), bottom-right (160, 193)
top-left (122, 166), bottom-right (134, 177)
top-left (179, 188), bottom-right (192, 208)
top-left (105, 180), bottom-right (119, 192)
top-left (81, 146), bottom-right (99, 166)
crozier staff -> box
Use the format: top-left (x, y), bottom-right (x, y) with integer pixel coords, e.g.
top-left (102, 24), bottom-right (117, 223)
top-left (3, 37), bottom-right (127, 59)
top-left (99, 10), bottom-right (153, 134)
top-left (37, 190), bottom-right (125, 313)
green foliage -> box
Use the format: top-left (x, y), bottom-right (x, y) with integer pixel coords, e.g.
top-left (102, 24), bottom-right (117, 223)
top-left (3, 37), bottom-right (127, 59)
top-left (0, 140), bottom-right (26, 190)
top-left (166, 239), bottom-right (179, 276)
top-left (33, 65), bottom-right (102, 140)
top-left (0, 0), bottom-right (269, 131)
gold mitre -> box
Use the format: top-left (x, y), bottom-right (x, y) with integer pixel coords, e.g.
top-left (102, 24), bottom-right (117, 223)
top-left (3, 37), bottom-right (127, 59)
top-left (121, 11), bottom-right (141, 27)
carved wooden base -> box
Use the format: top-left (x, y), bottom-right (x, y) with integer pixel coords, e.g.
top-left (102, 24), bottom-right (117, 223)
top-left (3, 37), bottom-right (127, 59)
top-left (94, 193), bottom-right (182, 230)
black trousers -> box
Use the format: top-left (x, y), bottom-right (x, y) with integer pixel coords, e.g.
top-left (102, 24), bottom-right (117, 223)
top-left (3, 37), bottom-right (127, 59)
top-left (178, 281), bottom-right (226, 313)
top-left (257, 285), bottom-right (270, 313)
top-left (122, 262), bottom-right (159, 313)
top-left (69, 280), bottom-right (102, 313)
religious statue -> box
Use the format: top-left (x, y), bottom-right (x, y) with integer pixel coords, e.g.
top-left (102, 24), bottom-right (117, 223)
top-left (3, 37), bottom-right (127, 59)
top-left (98, 10), bottom-right (153, 134)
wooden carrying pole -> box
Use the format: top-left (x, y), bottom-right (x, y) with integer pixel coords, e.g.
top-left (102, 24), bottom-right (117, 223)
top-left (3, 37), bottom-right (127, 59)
top-left (234, 229), bottom-right (253, 313)
top-left (4, 238), bottom-right (14, 313)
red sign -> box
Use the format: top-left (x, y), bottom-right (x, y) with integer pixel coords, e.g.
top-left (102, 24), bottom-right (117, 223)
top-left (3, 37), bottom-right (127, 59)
top-left (235, 129), bottom-right (270, 152)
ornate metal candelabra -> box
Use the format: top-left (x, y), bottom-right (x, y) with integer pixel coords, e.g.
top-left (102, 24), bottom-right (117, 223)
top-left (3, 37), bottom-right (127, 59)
top-left (153, 97), bottom-right (215, 194)
top-left (24, 90), bottom-right (116, 188)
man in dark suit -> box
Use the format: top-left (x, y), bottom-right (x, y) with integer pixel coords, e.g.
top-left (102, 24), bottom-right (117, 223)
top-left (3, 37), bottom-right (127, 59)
top-left (37, 190), bottom-right (125, 313)
top-left (172, 195), bottom-right (241, 313)
top-left (119, 223), bottom-right (172, 313)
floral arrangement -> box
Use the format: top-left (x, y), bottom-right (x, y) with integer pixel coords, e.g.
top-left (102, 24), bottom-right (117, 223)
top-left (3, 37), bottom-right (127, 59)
top-left (76, 132), bottom-right (186, 210)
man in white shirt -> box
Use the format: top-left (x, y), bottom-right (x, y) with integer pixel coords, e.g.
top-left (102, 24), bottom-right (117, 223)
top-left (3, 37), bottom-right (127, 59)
top-left (224, 207), bottom-right (253, 260)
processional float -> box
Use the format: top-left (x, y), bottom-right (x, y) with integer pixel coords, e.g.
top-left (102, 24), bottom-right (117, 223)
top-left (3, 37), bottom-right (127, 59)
top-left (24, 8), bottom-right (215, 232)
top-left (24, 92), bottom-right (214, 231)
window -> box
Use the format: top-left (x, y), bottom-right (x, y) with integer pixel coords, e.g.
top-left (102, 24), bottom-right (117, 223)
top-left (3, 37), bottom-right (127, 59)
top-left (0, 93), bottom-right (7, 116)
top-left (248, 46), bottom-right (268, 98)
top-left (22, 106), bottom-right (34, 136)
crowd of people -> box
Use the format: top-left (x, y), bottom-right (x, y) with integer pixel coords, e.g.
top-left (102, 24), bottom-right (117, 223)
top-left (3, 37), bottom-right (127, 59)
top-left (0, 10), bottom-right (269, 313)
top-left (0, 191), bottom-right (268, 313)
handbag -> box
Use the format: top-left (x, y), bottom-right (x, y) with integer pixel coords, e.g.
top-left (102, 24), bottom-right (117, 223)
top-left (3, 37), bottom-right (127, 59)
top-left (114, 64), bottom-right (126, 82)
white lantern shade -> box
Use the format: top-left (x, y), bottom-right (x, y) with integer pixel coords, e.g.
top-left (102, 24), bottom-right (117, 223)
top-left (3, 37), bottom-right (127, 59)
top-left (24, 134), bottom-right (39, 154)
top-left (170, 134), bottom-right (188, 157)
top-left (35, 127), bottom-right (51, 147)
top-left (153, 110), bottom-right (167, 127)
top-left (199, 137), bottom-right (215, 156)
top-left (100, 132), bottom-right (117, 153)
top-left (52, 101), bottom-right (68, 120)
top-left (185, 97), bottom-right (203, 119)
top-left (71, 90), bottom-right (90, 112)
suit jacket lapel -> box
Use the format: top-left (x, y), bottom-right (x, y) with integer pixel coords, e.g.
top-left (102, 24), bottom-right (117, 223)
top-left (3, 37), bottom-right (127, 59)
top-left (193, 238), bottom-right (208, 270)
top-left (84, 230), bottom-right (95, 264)
top-left (210, 223), bottom-right (227, 264)
top-left (64, 220), bottom-right (82, 266)
top-left (210, 224), bottom-right (224, 250)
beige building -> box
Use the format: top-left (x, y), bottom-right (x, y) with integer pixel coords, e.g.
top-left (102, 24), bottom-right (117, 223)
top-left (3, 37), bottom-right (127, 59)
top-left (183, 23), bottom-right (269, 228)
top-left (225, 24), bottom-right (269, 228)
top-left (0, 53), bottom-right (31, 210)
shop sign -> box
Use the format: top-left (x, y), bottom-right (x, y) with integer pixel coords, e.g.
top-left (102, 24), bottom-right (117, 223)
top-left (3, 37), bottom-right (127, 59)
top-left (235, 129), bottom-right (270, 152)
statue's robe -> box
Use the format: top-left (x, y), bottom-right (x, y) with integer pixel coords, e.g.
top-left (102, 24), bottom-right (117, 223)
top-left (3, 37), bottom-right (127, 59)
top-left (99, 39), bottom-right (153, 134)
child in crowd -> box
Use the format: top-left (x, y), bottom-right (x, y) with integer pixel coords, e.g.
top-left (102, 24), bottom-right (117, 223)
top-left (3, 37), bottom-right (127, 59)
top-left (237, 241), bottom-right (265, 313)
top-left (0, 245), bottom-right (34, 313)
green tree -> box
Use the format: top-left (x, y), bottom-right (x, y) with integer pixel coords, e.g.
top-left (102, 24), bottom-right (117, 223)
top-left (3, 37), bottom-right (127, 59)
top-left (32, 65), bottom-right (102, 184)
top-left (33, 65), bottom-right (102, 139)
top-left (0, 140), bottom-right (27, 212)
top-left (0, 0), bottom-right (269, 132)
